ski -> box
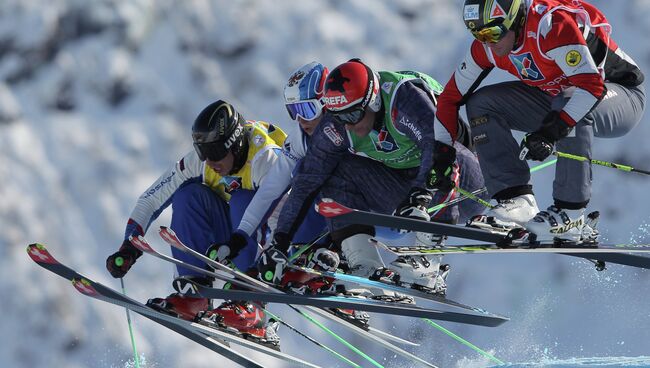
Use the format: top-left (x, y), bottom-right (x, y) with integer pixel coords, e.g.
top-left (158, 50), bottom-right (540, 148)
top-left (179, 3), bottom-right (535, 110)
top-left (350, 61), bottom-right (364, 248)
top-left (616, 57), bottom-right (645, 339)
top-left (129, 234), bottom-right (503, 326)
top-left (286, 264), bottom-right (508, 322)
top-left (157, 226), bottom-right (440, 368)
top-left (26, 243), bottom-right (321, 368)
top-left (130, 234), bottom-right (419, 348)
top-left (317, 198), bottom-right (503, 243)
top-left (189, 282), bottom-right (504, 326)
top-left (371, 238), bottom-right (650, 256)
top-left (316, 199), bottom-right (650, 270)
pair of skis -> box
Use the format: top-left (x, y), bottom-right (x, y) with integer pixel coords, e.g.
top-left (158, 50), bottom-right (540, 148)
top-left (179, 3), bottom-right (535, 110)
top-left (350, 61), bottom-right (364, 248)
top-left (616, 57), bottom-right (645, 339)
top-left (154, 226), bottom-right (453, 367)
top-left (26, 243), bottom-right (316, 368)
top-left (316, 199), bottom-right (650, 270)
top-left (130, 232), bottom-right (502, 325)
top-left (28, 227), bottom-right (507, 367)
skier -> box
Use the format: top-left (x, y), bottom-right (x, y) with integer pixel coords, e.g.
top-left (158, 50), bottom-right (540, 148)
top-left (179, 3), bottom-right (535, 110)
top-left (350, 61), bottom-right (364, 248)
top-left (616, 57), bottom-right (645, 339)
top-left (207, 62), bottom-right (333, 271)
top-left (105, 100), bottom-right (286, 346)
top-left (257, 59), bottom-right (487, 296)
top-left (209, 62), bottom-right (370, 324)
top-left (436, 0), bottom-right (645, 242)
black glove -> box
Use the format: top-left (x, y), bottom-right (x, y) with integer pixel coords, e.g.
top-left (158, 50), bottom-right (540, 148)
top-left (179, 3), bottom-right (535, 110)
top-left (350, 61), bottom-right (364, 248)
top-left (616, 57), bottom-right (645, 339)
top-left (394, 187), bottom-right (432, 222)
top-left (427, 143), bottom-right (456, 193)
top-left (257, 232), bottom-right (290, 284)
top-left (520, 111), bottom-right (572, 161)
top-left (106, 239), bottom-right (143, 278)
top-left (206, 231), bottom-right (249, 263)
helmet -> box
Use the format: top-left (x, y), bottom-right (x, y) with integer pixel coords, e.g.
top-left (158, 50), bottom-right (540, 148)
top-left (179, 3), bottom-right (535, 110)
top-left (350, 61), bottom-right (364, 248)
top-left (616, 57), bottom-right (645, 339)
top-left (284, 62), bottom-right (329, 121)
top-left (192, 100), bottom-right (246, 162)
top-left (462, 0), bottom-right (526, 43)
top-left (322, 59), bottom-right (381, 125)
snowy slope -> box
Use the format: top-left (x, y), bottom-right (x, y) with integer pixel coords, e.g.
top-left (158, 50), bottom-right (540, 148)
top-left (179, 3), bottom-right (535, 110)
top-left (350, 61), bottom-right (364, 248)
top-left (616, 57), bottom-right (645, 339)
top-left (1, 1), bottom-right (649, 367)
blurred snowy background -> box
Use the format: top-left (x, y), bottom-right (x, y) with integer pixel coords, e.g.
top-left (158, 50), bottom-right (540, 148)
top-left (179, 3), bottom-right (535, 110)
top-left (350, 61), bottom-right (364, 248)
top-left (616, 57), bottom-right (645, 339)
top-left (1, 0), bottom-right (649, 367)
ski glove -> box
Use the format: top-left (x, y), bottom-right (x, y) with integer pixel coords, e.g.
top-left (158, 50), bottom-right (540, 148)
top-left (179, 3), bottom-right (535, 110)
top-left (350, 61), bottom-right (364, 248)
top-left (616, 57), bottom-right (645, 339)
top-left (257, 232), bottom-right (291, 284)
top-left (206, 231), bottom-right (249, 264)
top-left (426, 143), bottom-right (456, 193)
top-left (520, 111), bottom-right (572, 161)
top-left (106, 239), bottom-right (143, 278)
top-left (394, 187), bottom-right (432, 223)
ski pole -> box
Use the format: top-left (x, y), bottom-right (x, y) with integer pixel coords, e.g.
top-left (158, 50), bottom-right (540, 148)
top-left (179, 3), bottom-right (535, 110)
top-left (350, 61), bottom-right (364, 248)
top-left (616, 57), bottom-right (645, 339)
top-left (554, 151), bottom-right (650, 176)
top-left (530, 158), bottom-right (557, 173)
top-left (288, 231), bottom-right (330, 264)
top-left (427, 159), bottom-right (557, 214)
top-left (288, 305), bottom-right (385, 368)
top-left (455, 186), bottom-right (495, 209)
top-left (120, 278), bottom-right (141, 368)
top-left (423, 319), bottom-right (505, 365)
top-left (435, 158), bottom-right (559, 212)
top-left (428, 187), bottom-right (487, 214)
top-left (263, 308), bottom-right (361, 368)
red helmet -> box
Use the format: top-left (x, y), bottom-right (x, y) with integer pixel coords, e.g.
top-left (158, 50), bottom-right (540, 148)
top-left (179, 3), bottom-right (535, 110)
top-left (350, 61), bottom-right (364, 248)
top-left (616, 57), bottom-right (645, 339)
top-left (323, 59), bottom-right (380, 113)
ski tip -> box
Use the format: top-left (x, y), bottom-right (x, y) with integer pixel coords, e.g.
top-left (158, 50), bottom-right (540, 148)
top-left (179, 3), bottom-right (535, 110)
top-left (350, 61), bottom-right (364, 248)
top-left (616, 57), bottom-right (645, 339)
top-left (26, 243), bottom-right (59, 265)
top-left (129, 235), bottom-right (154, 253)
top-left (316, 199), bottom-right (352, 218)
top-left (158, 227), bottom-right (184, 249)
top-left (72, 278), bottom-right (99, 297)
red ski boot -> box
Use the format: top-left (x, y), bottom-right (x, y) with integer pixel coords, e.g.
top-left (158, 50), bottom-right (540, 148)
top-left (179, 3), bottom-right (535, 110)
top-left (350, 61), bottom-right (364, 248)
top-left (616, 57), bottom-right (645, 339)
top-left (197, 301), bottom-right (281, 350)
top-left (146, 276), bottom-right (212, 321)
top-left (285, 248), bottom-right (372, 328)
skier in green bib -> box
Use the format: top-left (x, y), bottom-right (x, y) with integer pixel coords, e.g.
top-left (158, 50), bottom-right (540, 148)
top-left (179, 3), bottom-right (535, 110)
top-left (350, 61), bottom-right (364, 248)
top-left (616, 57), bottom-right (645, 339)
top-left (258, 59), bottom-right (487, 295)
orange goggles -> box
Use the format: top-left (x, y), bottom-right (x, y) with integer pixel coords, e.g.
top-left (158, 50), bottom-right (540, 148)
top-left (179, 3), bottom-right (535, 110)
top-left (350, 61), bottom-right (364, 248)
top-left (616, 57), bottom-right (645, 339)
top-left (471, 23), bottom-right (509, 43)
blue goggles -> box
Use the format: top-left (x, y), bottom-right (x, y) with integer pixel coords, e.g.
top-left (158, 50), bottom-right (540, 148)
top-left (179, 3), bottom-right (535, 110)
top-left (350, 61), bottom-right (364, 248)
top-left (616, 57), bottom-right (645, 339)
top-left (285, 99), bottom-right (324, 121)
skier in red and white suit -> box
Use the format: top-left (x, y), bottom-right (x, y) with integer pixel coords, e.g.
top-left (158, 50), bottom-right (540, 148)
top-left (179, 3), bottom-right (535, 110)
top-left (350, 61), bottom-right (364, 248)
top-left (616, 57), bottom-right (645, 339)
top-left (435, 0), bottom-right (645, 242)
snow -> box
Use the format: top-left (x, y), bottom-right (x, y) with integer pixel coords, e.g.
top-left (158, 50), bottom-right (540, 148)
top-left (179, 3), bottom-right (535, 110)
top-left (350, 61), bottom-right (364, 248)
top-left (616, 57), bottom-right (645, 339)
top-left (1, 1), bottom-right (649, 367)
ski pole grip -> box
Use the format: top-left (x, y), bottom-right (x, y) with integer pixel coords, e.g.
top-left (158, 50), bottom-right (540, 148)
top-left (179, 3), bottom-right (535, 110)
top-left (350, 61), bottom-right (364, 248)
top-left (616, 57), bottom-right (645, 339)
top-left (115, 256), bottom-right (124, 267)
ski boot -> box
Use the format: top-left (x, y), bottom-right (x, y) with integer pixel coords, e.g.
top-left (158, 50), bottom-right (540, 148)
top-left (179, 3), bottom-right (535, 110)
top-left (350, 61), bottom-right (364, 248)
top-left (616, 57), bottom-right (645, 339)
top-left (415, 231), bottom-right (447, 247)
top-left (279, 247), bottom-right (340, 294)
top-left (330, 308), bottom-right (371, 329)
top-left (197, 300), bottom-right (281, 350)
top-left (467, 194), bottom-right (539, 235)
top-left (388, 255), bottom-right (449, 296)
top-left (146, 276), bottom-right (212, 321)
top-left (581, 211), bottom-right (600, 244)
top-left (286, 247), bottom-right (374, 328)
top-left (525, 206), bottom-right (589, 244)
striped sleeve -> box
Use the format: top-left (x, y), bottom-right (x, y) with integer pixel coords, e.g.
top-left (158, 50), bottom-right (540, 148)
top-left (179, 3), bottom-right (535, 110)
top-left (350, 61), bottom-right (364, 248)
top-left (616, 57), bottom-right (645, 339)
top-left (126, 150), bottom-right (204, 238)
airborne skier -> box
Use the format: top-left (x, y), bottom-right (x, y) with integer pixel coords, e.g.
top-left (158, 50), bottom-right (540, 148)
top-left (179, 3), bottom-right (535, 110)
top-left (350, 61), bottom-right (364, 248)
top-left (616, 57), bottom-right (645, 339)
top-left (257, 59), bottom-right (487, 296)
top-left (436, 0), bottom-right (645, 242)
top-left (105, 100), bottom-right (286, 345)
top-left (208, 62), bottom-right (334, 269)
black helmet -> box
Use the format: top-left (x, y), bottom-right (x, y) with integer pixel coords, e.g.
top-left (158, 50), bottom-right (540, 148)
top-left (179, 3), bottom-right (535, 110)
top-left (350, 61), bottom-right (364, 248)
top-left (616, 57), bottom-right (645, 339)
top-left (462, 0), bottom-right (526, 43)
top-left (192, 100), bottom-right (246, 162)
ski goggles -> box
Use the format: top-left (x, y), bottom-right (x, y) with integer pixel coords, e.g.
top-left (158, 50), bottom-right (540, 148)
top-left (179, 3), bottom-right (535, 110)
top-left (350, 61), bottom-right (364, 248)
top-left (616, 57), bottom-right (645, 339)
top-left (193, 141), bottom-right (228, 162)
top-left (285, 99), bottom-right (324, 121)
top-left (471, 23), bottom-right (511, 43)
top-left (470, 15), bottom-right (516, 44)
top-left (330, 105), bottom-right (366, 125)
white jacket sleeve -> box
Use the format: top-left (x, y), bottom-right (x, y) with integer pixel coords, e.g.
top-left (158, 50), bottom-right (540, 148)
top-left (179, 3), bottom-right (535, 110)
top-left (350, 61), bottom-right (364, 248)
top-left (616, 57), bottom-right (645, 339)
top-left (236, 131), bottom-right (307, 236)
top-left (126, 151), bottom-right (204, 236)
